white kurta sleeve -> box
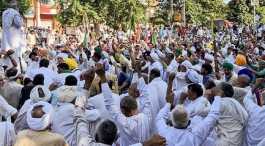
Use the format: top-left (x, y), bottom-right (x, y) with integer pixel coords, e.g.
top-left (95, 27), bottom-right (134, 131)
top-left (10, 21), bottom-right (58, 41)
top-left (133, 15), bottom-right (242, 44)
top-left (193, 96), bottom-right (221, 145)
top-left (155, 103), bottom-right (171, 136)
top-left (74, 108), bottom-right (101, 146)
top-left (243, 90), bottom-right (260, 114)
top-left (101, 83), bottom-right (130, 128)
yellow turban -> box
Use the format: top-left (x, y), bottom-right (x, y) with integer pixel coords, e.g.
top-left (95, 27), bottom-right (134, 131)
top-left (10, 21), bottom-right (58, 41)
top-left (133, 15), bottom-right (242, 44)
top-left (64, 58), bottom-right (78, 70)
top-left (235, 54), bottom-right (247, 66)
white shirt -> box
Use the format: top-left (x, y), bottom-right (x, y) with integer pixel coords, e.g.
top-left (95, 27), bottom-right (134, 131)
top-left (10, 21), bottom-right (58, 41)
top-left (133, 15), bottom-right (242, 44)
top-left (244, 91), bottom-right (265, 146)
top-left (101, 83), bottom-right (152, 146)
top-left (149, 61), bottom-right (164, 78)
top-left (148, 77), bottom-right (167, 109)
top-left (185, 96), bottom-right (211, 118)
top-left (216, 98), bottom-right (248, 146)
top-left (52, 102), bottom-right (100, 146)
top-left (30, 67), bottom-right (59, 87)
top-left (156, 97), bottom-right (221, 146)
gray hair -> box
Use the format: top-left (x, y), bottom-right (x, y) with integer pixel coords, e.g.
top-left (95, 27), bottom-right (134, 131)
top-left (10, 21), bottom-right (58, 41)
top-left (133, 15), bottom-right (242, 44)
top-left (171, 105), bottom-right (190, 128)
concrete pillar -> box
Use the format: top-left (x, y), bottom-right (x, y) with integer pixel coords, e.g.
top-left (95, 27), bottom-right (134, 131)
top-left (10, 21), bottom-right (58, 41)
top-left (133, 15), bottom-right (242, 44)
top-left (35, 0), bottom-right (41, 27)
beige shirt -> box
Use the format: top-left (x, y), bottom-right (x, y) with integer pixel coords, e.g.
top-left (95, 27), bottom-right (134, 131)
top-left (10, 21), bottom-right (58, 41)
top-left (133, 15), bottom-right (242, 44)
top-left (0, 81), bottom-right (23, 108)
top-left (14, 129), bottom-right (68, 146)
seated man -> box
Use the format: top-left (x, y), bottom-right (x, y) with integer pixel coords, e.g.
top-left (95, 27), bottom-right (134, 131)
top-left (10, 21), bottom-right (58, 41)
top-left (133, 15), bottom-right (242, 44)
top-left (14, 101), bottom-right (67, 146)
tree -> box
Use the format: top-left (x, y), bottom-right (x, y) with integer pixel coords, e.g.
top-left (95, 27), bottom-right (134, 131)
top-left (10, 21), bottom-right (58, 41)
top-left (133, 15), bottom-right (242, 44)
top-left (0, 0), bottom-right (31, 26)
top-left (227, 0), bottom-right (253, 24)
top-left (257, 6), bottom-right (265, 23)
top-left (154, 0), bottom-right (227, 25)
top-left (56, 0), bottom-right (146, 30)
top-left (56, 0), bottom-right (101, 27)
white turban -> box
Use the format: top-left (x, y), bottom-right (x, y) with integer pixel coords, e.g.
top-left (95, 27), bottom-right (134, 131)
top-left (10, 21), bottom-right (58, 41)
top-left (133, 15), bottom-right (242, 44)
top-left (26, 101), bottom-right (53, 131)
top-left (56, 86), bottom-right (78, 103)
top-left (30, 85), bottom-right (51, 103)
top-left (185, 69), bottom-right (202, 83)
top-left (181, 60), bottom-right (193, 69)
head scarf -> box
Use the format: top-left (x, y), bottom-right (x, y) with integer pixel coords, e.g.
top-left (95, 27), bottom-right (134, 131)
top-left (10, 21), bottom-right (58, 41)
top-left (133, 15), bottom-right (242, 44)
top-left (65, 58), bottom-right (78, 70)
top-left (30, 85), bottom-right (51, 103)
top-left (235, 54), bottom-right (247, 66)
top-left (238, 68), bottom-right (253, 82)
top-left (26, 101), bottom-right (53, 131)
top-left (186, 69), bottom-right (202, 83)
top-left (223, 62), bottom-right (234, 71)
top-left (56, 86), bottom-right (78, 103)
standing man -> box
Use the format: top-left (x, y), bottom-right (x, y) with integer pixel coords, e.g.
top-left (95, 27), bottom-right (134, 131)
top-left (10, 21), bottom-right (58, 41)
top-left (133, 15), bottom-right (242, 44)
top-left (1, 0), bottom-right (25, 72)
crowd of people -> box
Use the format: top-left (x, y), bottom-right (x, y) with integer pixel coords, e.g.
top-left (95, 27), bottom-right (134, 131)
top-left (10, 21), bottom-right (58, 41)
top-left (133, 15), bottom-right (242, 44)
top-left (1, 4), bottom-right (265, 146)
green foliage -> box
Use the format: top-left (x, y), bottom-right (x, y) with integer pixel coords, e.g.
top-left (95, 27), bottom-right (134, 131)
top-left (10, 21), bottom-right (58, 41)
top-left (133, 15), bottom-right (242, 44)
top-left (257, 6), bottom-right (265, 23)
top-left (56, 0), bottom-right (146, 30)
top-left (154, 0), bottom-right (227, 25)
top-left (56, 0), bottom-right (101, 27)
top-left (227, 0), bottom-right (253, 24)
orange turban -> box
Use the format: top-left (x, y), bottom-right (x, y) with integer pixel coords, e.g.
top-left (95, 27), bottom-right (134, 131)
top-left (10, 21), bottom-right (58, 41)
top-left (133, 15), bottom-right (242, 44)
top-left (235, 54), bottom-right (247, 66)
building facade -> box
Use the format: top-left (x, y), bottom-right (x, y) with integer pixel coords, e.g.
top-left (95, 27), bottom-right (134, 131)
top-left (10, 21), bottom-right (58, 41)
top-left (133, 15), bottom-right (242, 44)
top-left (24, 0), bottom-right (59, 29)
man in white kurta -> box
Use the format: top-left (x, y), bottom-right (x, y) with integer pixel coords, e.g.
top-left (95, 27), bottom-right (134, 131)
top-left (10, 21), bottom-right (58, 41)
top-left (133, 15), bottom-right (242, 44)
top-left (156, 96), bottom-right (221, 146)
top-left (1, 4), bottom-right (25, 61)
top-left (101, 81), bottom-right (152, 146)
top-left (243, 90), bottom-right (265, 146)
top-left (216, 97), bottom-right (248, 146)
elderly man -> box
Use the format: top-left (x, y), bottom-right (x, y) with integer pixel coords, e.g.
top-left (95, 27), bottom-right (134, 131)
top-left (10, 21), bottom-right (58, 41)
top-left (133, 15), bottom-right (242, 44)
top-left (97, 63), bottom-right (153, 146)
top-left (156, 77), bottom-right (221, 146)
top-left (14, 101), bottom-right (67, 146)
top-left (14, 85), bottom-right (51, 133)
